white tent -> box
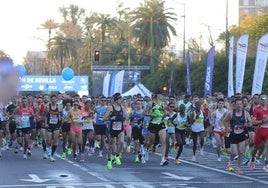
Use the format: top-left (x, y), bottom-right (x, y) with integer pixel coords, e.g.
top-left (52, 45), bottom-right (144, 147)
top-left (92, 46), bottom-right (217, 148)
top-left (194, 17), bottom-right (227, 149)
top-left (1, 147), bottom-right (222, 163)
top-left (122, 83), bottom-right (152, 97)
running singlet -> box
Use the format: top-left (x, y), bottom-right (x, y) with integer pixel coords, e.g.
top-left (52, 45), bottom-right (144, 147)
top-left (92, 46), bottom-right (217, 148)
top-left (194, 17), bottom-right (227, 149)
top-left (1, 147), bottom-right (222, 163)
top-left (47, 104), bottom-right (60, 126)
top-left (230, 110), bottom-right (246, 134)
top-left (110, 105), bottom-right (124, 131)
top-left (150, 103), bottom-right (164, 125)
top-left (175, 113), bottom-right (187, 130)
top-left (131, 110), bottom-right (143, 128)
top-left (18, 106), bottom-right (31, 129)
top-left (82, 110), bottom-right (94, 130)
top-left (95, 106), bottom-right (106, 125)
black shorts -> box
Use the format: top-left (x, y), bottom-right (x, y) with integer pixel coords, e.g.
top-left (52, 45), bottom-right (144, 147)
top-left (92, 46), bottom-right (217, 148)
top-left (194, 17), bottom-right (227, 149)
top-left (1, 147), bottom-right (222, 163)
top-left (132, 126), bottom-right (144, 143)
top-left (9, 121), bottom-right (17, 134)
top-left (229, 131), bottom-right (246, 144)
top-left (61, 122), bottom-right (71, 133)
top-left (94, 124), bottom-right (106, 135)
top-left (148, 122), bottom-right (166, 134)
top-left (82, 129), bottom-right (94, 136)
top-left (47, 124), bottom-right (60, 132)
top-left (16, 127), bottom-right (31, 136)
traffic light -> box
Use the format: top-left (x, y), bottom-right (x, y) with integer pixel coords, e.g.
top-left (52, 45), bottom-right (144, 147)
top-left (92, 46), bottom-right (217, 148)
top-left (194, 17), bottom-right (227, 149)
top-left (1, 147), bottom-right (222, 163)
top-left (94, 50), bottom-right (100, 62)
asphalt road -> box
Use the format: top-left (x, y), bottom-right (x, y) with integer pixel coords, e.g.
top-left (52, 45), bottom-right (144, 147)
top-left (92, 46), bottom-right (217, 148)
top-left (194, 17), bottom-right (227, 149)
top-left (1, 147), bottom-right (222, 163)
top-left (0, 141), bottom-right (267, 188)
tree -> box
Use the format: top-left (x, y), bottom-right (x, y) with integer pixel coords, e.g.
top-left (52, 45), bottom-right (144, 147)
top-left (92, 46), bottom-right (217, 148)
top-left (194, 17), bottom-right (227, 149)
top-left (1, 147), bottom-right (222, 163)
top-left (129, 0), bottom-right (177, 72)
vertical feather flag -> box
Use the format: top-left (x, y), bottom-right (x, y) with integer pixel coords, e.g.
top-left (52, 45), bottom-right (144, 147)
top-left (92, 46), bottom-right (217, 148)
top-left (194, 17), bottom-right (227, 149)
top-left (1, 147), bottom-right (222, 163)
top-left (251, 34), bottom-right (268, 96)
top-left (228, 36), bottom-right (234, 97)
top-left (235, 34), bottom-right (249, 94)
top-left (204, 46), bottom-right (215, 97)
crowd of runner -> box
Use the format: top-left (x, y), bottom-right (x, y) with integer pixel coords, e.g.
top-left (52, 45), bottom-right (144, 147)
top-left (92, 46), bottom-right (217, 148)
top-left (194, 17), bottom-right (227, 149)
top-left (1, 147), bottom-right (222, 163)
top-left (0, 91), bottom-right (268, 173)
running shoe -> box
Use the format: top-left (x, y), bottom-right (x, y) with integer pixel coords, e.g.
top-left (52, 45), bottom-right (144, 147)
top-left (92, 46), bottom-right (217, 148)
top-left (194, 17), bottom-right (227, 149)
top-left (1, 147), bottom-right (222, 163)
top-left (160, 159), bottom-right (169, 166)
top-left (61, 152), bottom-right (66, 159)
top-left (141, 156), bottom-right (146, 164)
top-left (243, 157), bottom-right (249, 165)
top-left (67, 148), bottom-right (72, 155)
top-left (200, 148), bottom-right (204, 156)
top-left (191, 155), bottom-right (196, 162)
top-left (72, 154), bottom-right (78, 161)
top-left (245, 149), bottom-right (251, 159)
top-left (43, 152), bottom-right (48, 159)
top-left (222, 150), bottom-right (228, 156)
top-left (263, 165), bottom-right (268, 172)
top-left (126, 145), bottom-right (131, 153)
top-left (80, 154), bottom-right (85, 162)
top-left (107, 159), bottom-right (113, 170)
top-left (217, 157), bottom-right (222, 162)
top-left (14, 147), bottom-right (18, 154)
top-left (234, 155), bottom-right (238, 160)
top-left (175, 158), bottom-right (181, 165)
top-left (135, 156), bottom-right (140, 163)
top-left (226, 164), bottom-right (234, 171)
top-left (27, 149), bottom-right (32, 156)
top-left (23, 154), bottom-right (27, 159)
top-left (98, 151), bottom-right (103, 158)
top-left (249, 161), bottom-right (255, 169)
top-left (114, 155), bottom-right (121, 165)
top-left (50, 156), bottom-right (56, 162)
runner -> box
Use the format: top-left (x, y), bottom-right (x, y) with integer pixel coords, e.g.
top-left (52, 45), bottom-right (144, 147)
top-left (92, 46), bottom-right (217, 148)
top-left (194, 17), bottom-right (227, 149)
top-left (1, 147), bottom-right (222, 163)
top-left (94, 95), bottom-right (108, 158)
top-left (14, 97), bottom-right (35, 159)
top-left (103, 93), bottom-right (125, 169)
top-left (210, 98), bottom-right (227, 161)
top-left (249, 94), bottom-right (268, 172)
top-left (144, 92), bottom-right (168, 166)
top-left (188, 99), bottom-right (206, 161)
top-left (173, 104), bottom-right (188, 164)
top-left (221, 97), bottom-right (252, 174)
top-left (45, 94), bottom-right (62, 162)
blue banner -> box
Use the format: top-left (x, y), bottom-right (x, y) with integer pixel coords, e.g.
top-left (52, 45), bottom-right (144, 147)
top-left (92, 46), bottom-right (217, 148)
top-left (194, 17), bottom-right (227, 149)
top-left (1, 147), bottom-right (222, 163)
top-left (186, 51), bottom-right (192, 95)
top-left (204, 46), bottom-right (215, 97)
top-left (18, 75), bottom-right (88, 92)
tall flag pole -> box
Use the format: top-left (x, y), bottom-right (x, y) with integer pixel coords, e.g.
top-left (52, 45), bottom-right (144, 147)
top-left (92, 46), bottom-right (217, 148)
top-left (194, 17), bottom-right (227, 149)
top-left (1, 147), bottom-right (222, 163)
top-left (235, 34), bottom-right (249, 94)
top-left (251, 34), bottom-right (268, 96)
top-left (228, 36), bottom-right (234, 97)
top-left (204, 46), bottom-right (215, 97)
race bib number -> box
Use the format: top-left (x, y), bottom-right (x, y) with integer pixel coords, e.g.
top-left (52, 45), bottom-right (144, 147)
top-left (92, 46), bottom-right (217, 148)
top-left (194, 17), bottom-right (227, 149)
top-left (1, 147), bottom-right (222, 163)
top-left (49, 115), bottom-right (58, 125)
top-left (195, 118), bottom-right (203, 124)
top-left (234, 125), bottom-right (244, 134)
top-left (21, 115), bottom-right (30, 128)
top-left (178, 124), bottom-right (185, 129)
top-left (112, 121), bottom-right (122, 130)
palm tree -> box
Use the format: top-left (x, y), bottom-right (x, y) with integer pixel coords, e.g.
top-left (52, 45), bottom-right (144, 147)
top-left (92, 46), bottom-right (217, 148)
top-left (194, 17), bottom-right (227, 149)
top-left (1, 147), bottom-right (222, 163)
top-left (130, 0), bottom-right (177, 72)
top-left (48, 35), bottom-right (77, 74)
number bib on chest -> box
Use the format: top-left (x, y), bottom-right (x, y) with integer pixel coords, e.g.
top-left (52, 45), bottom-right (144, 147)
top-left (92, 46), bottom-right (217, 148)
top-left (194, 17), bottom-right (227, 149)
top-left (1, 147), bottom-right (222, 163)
top-left (234, 125), bottom-right (244, 134)
top-left (21, 115), bottom-right (30, 128)
top-left (112, 121), bottom-right (123, 130)
top-left (49, 115), bottom-right (59, 125)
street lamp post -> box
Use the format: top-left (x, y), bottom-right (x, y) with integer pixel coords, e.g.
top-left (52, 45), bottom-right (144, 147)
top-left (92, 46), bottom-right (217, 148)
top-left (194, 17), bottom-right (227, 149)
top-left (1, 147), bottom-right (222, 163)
top-left (225, 0), bottom-right (229, 58)
top-left (150, 16), bottom-right (154, 73)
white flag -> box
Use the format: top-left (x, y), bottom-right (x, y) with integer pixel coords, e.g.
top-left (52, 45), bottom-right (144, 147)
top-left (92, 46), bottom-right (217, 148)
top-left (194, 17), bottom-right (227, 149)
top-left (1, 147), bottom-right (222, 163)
top-left (228, 36), bottom-right (234, 97)
top-left (113, 70), bottom-right (125, 94)
top-left (251, 34), bottom-right (268, 96)
top-left (102, 72), bottom-right (111, 97)
top-left (236, 34), bottom-right (249, 94)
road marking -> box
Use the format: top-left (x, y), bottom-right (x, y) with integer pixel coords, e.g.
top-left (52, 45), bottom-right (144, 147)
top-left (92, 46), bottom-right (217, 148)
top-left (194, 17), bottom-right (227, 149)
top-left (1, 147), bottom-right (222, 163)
top-left (155, 153), bottom-right (268, 185)
top-left (162, 172), bottom-right (194, 180)
top-left (20, 174), bottom-right (51, 183)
